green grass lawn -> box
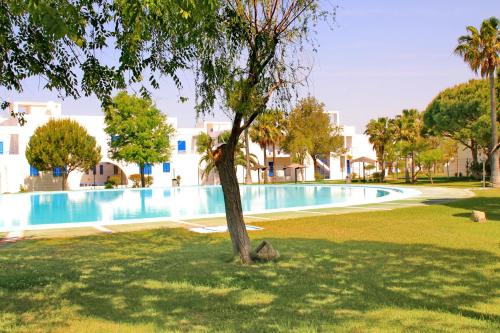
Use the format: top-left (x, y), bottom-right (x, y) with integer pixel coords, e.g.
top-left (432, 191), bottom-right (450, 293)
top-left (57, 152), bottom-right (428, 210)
top-left (1, 190), bottom-right (499, 332)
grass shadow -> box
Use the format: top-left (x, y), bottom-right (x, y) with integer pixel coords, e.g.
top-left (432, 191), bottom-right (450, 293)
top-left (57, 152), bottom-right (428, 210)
top-left (1, 230), bottom-right (499, 332)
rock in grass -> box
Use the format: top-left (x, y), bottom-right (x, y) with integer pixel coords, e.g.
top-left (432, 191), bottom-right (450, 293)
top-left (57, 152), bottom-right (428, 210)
top-left (253, 240), bottom-right (280, 261)
top-left (471, 210), bottom-right (486, 223)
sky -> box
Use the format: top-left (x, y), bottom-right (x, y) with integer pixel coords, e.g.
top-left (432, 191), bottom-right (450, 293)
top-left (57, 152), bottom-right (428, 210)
top-left (3, 0), bottom-right (500, 131)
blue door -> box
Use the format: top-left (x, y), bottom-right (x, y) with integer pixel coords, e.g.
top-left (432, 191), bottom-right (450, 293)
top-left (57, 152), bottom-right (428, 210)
top-left (268, 162), bottom-right (274, 177)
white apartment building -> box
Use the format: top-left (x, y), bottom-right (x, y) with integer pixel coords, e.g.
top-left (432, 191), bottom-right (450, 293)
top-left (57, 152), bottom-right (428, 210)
top-left (0, 102), bottom-right (375, 193)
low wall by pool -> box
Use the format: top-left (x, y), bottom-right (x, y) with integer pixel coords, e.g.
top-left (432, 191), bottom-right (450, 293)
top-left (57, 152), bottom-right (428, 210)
top-left (0, 184), bottom-right (420, 232)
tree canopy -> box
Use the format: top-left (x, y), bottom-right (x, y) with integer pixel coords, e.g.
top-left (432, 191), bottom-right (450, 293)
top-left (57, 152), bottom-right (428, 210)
top-left (25, 118), bottom-right (101, 190)
top-left (0, 0), bottom-right (127, 121)
top-left (284, 97), bottom-right (344, 178)
top-left (423, 79), bottom-right (498, 162)
top-left (104, 91), bottom-right (175, 187)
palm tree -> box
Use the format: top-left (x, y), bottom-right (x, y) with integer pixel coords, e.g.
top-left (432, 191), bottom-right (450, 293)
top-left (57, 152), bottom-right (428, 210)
top-left (196, 132), bottom-right (219, 183)
top-left (249, 113), bottom-right (274, 182)
top-left (197, 131), bottom-right (258, 184)
top-left (364, 117), bottom-right (393, 181)
top-left (249, 110), bottom-right (286, 182)
top-left (269, 110), bottom-right (287, 180)
top-left (455, 17), bottom-right (499, 187)
top-left (392, 109), bottom-right (423, 183)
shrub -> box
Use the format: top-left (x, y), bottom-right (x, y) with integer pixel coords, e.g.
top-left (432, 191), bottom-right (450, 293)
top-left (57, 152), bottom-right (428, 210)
top-left (372, 172), bottom-right (382, 182)
top-left (314, 172), bottom-right (324, 181)
top-left (129, 174), bottom-right (141, 188)
top-left (128, 174), bottom-right (153, 188)
top-left (107, 175), bottom-right (122, 186)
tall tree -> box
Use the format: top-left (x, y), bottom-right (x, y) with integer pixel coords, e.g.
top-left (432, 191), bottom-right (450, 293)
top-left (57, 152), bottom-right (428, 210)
top-left (113, 1), bottom-right (334, 262)
top-left (104, 91), bottom-right (175, 187)
top-left (394, 109), bottom-right (424, 183)
top-left (26, 119), bottom-right (101, 190)
top-left (364, 117), bottom-right (393, 181)
top-left (249, 110), bottom-right (286, 182)
top-left (423, 79), bottom-right (497, 165)
top-left (249, 114), bottom-right (274, 183)
top-left (455, 17), bottom-right (500, 187)
top-left (284, 97), bottom-right (344, 179)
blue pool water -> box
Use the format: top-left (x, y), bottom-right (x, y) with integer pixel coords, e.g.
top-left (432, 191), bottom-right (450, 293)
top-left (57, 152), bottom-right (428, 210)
top-left (0, 184), bottom-right (412, 231)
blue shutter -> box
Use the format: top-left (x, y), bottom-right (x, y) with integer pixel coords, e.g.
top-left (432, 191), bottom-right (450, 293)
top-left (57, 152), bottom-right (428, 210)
top-left (30, 165), bottom-right (39, 177)
top-left (139, 163), bottom-right (153, 175)
top-left (177, 140), bottom-right (186, 152)
top-left (163, 162), bottom-right (171, 173)
top-left (53, 167), bottom-right (62, 177)
top-left (0, 141), bottom-right (3, 154)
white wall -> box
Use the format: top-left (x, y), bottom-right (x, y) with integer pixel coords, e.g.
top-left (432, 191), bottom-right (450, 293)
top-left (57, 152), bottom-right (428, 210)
top-left (0, 101), bottom-right (378, 191)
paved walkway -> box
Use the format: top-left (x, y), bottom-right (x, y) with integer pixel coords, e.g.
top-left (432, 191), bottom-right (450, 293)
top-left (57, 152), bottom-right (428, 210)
top-left (6, 185), bottom-right (477, 240)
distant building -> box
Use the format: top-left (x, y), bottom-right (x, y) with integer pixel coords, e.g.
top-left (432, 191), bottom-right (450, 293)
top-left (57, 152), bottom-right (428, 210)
top-left (0, 102), bottom-right (375, 193)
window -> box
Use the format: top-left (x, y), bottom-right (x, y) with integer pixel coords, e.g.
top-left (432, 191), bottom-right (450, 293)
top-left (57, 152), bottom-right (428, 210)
top-left (142, 163), bottom-right (153, 175)
top-left (113, 165), bottom-right (119, 175)
top-left (268, 162), bottom-right (274, 177)
top-left (177, 140), bottom-right (186, 152)
top-left (92, 166), bottom-right (97, 175)
top-left (53, 167), bottom-right (62, 177)
top-left (0, 141), bottom-right (3, 155)
top-left (99, 164), bottom-right (104, 175)
top-left (163, 162), bottom-right (171, 173)
top-left (30, 165), bottom-right (39, 177)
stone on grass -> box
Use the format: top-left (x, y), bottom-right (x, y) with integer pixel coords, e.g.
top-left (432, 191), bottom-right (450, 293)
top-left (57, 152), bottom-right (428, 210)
top-left (471, 210), bottom-right (486, 223)
top-left (253, 240), bottom-right (280, 261)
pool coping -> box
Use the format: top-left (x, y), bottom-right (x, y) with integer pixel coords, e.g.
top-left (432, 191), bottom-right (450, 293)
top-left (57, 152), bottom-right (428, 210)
top-left (1, 184), bottom-right (421, 232)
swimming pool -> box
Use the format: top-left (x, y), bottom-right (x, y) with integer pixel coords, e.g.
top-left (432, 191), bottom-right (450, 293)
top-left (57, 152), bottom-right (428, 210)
top-left (0, 184), bottom-right (419, 231)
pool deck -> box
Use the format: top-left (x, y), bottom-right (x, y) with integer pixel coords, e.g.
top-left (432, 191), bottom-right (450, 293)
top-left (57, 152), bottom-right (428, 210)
top-left (2, 185), bottom-right (477, 241)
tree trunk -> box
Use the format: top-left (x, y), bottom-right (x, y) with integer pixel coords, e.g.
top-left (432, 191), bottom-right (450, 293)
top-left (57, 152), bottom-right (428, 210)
top-left (272, 143), bottom-right (276, 183)
top-left (312, 156), bottom-right (318, 180)
top-left (471, 141), bottom-right (479, 165)
top-left (404, 157), bottom-right (409, 183)
top-left (215, 144), bottom-right (253, 264)
top-left (62, 172), bottom-right (67, 191)
top-left (262, 145), bottom-right (268, 184)
top-left (380, 159), bottom-right (386, 182)
top-left (489, 72), bottom-right (500, 187)
top-left (140, 163), bottom-right (145, 188)
top-left (411, 151), bottom-right (416, 183)
top-left (244, 128), bottom-right (252, 184)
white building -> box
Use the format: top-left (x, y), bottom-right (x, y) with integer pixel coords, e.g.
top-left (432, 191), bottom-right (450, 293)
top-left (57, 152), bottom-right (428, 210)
top-left (0, 102), bottom-right (375, 193)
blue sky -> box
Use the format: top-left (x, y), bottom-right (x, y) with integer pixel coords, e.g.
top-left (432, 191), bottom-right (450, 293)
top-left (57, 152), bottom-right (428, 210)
top-left (3, 0), bottom-right (499, 130)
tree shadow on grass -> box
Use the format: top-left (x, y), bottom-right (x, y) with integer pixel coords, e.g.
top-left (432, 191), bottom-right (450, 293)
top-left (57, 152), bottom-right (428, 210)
top-left (0, 231), bottom-right (499, 332)
top-left (437, 195), bottom-right (500, 222)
